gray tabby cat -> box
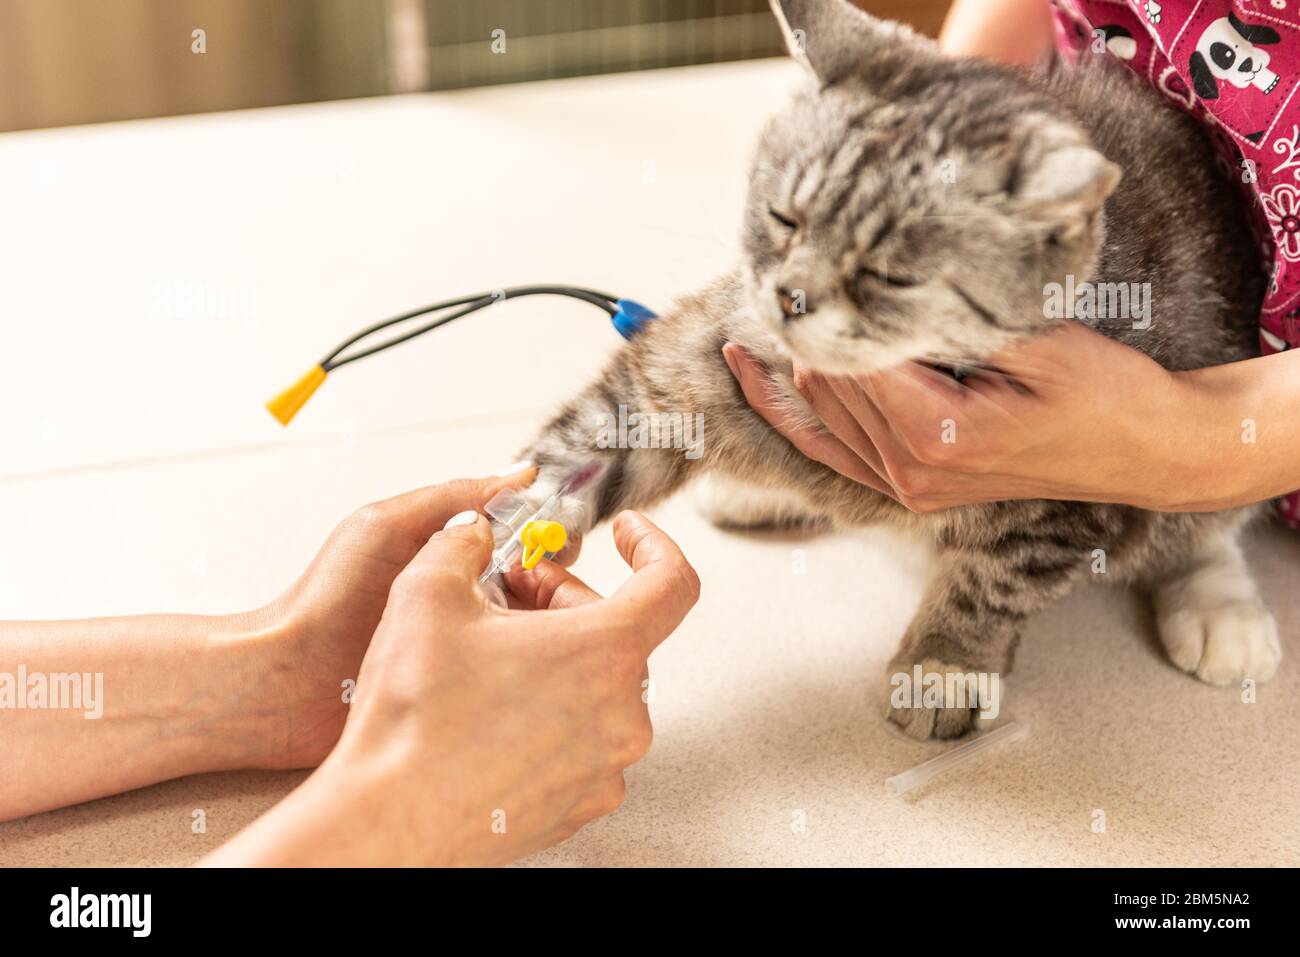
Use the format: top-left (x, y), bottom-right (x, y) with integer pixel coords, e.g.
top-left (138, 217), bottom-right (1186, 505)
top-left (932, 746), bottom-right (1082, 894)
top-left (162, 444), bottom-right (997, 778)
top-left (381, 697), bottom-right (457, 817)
top-left (515, 0), bottom-right (1281, 738)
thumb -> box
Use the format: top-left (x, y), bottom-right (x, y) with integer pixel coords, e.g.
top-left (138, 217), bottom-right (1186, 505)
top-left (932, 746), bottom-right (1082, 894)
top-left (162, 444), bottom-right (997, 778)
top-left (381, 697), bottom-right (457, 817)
top-left (599, 511), bottom-right (700, 655)
top-left (359, 464), bottom-right (537, 545)
top-left (393, 513), bottom-right (495, 607)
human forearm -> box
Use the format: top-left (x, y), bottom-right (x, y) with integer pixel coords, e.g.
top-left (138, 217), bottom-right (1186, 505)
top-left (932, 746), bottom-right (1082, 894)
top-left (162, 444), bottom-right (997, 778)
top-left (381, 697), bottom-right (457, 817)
top-left (0, 609), bottom-right (290, 821)
top-left (200, 741), bottom-right (433, 867)
top-left (1170, 350), bottom-right (1300, 511)
top-left (939, 0), bottom-right (1055, 65)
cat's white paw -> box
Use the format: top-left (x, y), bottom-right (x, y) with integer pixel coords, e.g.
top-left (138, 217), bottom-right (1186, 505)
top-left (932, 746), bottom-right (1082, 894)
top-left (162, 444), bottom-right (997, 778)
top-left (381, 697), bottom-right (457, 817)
top-left (1157, 600), bottom-right (1281, 686)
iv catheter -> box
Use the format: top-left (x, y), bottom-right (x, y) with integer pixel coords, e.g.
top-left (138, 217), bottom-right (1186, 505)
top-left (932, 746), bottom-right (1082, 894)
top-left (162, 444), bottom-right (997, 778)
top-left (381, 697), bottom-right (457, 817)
top-left (475, 461), bottom-right (610, 608)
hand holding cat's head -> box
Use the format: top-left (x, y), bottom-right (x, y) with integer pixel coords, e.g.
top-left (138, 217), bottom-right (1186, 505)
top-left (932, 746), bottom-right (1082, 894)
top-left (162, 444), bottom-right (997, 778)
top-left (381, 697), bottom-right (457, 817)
top-left (744, 0), bottom-right (1122, 375)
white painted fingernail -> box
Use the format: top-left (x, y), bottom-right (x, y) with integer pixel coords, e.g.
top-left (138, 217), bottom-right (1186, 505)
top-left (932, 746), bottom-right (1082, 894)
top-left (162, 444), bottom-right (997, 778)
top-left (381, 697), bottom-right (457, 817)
top-left (495, 459), bottom-right (534, 475)
top-left (442, 510), bottom-right (480, 530)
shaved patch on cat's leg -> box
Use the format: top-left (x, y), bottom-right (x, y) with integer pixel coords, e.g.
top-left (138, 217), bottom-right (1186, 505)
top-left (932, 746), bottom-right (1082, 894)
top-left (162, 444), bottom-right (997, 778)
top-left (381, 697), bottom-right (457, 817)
top-left (1153, 532), bottom-right (1281, 686)
top-left (693, 473), bottom-right (829, 532)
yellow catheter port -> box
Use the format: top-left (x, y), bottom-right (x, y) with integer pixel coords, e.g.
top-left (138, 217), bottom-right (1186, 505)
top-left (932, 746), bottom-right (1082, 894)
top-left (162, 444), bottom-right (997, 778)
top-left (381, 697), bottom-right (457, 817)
top-left (520, 520), bottom-right (568, 570)
top-left (266, 365), bottom-right (327, 426)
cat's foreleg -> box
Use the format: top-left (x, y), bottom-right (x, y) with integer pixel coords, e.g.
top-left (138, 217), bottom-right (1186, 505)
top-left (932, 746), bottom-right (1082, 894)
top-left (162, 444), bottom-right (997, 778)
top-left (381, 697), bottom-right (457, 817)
top-left (513, 274), bottom-right (891, 555)
top-left (518, 376), bottom-right (705, 536)
top-left (885, 544), bottom-right (1089, 740)
top-left (514, 314), bottom-right (737, 535)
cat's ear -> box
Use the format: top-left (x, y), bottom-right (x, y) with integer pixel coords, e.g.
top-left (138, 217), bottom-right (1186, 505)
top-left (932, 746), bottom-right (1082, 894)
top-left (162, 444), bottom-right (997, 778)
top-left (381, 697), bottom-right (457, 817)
top-left (1013, 128), bottom-right (1122, 236)
top-left (769, 0), bottom-right (917, 86)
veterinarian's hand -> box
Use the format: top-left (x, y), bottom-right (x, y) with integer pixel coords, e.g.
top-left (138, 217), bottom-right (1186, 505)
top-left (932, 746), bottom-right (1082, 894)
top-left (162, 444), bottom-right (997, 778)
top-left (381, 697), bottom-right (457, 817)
top-left (250, 465), bottom-right (538, 769)
top-left (726, 322), bottom-right (1280, 513)
top-left (204, 509), bottom-right (699, 867)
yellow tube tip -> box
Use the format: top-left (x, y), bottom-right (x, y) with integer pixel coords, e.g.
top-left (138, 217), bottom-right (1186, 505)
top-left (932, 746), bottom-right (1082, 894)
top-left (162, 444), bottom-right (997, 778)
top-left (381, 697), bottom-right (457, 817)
top-left (520, 520), bottom-right (568, 570)
top-left (266, 365), bottom-right (327, 426)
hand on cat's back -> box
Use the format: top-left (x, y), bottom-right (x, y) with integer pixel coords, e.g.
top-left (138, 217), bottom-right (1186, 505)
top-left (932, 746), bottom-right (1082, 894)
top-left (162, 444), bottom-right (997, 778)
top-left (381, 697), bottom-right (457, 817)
top-left (723, 322), bottom-right (1225, 513)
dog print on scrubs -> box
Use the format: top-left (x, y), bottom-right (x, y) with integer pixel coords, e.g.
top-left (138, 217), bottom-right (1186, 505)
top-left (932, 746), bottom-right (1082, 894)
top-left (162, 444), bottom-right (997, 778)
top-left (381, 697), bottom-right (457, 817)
top-left (1181, 11), bottom-right (1289, 143)
top-left (1190, 13), bottom-right (1283, 110)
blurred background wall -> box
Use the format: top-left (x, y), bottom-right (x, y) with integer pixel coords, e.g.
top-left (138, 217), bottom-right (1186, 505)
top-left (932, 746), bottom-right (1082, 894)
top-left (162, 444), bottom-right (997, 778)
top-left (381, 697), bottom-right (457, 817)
top-left (0, 0), bottom-right (952, 133)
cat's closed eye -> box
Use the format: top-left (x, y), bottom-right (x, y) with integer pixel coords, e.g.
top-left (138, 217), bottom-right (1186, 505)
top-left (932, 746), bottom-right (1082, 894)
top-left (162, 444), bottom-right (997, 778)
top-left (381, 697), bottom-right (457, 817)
top-left (855, 264), bottom-right (921, 290)
top-left (768, 206), bottom-right (798, 231)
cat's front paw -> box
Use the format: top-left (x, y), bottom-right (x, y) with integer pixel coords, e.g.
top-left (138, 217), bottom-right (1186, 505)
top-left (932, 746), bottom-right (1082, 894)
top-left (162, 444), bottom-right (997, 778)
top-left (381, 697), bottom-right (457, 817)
top-left (884, 658), bottom-right (1002, 740)
top-left (1157, 599), bottom-right (1281, 686)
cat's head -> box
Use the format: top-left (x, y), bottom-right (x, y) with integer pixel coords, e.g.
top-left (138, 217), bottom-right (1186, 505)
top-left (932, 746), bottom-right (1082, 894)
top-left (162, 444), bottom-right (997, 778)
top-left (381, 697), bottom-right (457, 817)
top-left (742, 0), bottom-right (1121, 374)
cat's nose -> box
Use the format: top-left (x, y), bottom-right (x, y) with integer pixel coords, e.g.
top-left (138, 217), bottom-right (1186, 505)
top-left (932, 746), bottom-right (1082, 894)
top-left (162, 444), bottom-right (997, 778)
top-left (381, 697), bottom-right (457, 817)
top-left (777, 286), bottom-right (812, 321)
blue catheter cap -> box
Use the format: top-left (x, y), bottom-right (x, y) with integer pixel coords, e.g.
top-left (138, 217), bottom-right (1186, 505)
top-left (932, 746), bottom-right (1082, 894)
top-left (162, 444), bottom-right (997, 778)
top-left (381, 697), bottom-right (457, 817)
top-left (611, 299), bottom-right (659, 340)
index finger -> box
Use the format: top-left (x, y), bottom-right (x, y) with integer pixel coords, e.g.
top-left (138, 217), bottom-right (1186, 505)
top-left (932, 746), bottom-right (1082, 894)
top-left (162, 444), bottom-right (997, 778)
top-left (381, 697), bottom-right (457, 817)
top-left (368, 464), bottom-right (538, 542)
top-left (858, 363), bottom-right (970, 453)
top-left (861, 361), bottom-right (965, 416)
top-left (982, 323), bottom-right (1085, 385)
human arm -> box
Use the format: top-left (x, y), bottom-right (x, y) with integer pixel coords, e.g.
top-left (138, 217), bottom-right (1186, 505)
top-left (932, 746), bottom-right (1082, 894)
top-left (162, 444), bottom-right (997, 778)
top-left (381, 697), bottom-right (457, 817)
top-left (938, 0), bottom-right (1056, 65)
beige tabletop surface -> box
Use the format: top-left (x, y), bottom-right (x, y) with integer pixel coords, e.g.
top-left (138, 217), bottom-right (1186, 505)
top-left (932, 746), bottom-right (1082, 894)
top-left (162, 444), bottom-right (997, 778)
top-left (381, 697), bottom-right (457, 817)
top-left (1, 58), bottom-right (1296, 867)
